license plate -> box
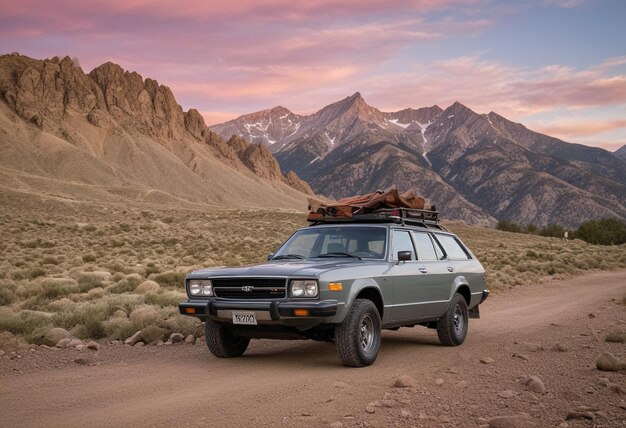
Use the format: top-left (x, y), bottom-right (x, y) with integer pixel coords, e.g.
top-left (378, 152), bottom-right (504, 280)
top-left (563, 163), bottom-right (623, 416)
top-left (232, 311), bottom-right (257, 325)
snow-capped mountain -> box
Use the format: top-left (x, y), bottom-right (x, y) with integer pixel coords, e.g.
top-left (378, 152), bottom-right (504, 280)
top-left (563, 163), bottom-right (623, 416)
top-left (211, 93), bottom-right (626, 227)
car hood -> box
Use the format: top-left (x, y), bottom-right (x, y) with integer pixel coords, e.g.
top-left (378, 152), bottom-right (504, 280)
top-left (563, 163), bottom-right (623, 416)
top-left (187, 259), bottom-right (373, 279)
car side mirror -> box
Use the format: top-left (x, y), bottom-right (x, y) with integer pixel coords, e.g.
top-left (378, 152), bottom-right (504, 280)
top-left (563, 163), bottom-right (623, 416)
top-left (397, 251), bottom-right (412, 261)
top-left (267, 253), bottom-right (274, 261)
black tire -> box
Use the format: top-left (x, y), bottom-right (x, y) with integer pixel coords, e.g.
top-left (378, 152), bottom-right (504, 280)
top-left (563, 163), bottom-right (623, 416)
top-left (437, 293), bottom-right (468, 346)
top-left (205, 320), bottom-right (250, 358)
top-left (335, 299), bottom-right (381, 367)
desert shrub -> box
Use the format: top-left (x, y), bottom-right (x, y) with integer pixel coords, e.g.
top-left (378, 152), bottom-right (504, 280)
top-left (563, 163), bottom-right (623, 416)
top-left (128, 305), bottom-right (161, 329)
top-left (104, 317), bottom-right (135, 340)
top-left (0, 308), bottom-right (53, 336)
top-left (0, 281), bottom-right (17, 305)
top-left (77, 273), bottom-right (105, 292)
top-left (145, 290), bottom-right (186, 308)
top-left (142, 325), bottom-right (168, 343)
top-left (40, 277), bottom-right (80, 300)
top-left (82, 253), bottom-right (97, 263)
top-left (11, 271), bottom-right (26, 280)
top-left (41, 256), bottom-right (59, 265)
top-left (496, 220), bottom-right (522, 233)
top-left (105, 294), bottom-right (144, 315)
top-left (75, 317), bottom-right (107, 339)
top-left (109, 273), bottom-right (144, 294)
top-left (540, 224), bottom-right (566, 238)
top-left (576, 218), bottom-right (626, 245)
top-left (52, 302), bottom-right (108, 332)
top-left (29, 267), bottom-right (46, 279)
top-left (162, 315), bottom-right (201, 337)
top-left (153, 271), bottom-right (186, 288)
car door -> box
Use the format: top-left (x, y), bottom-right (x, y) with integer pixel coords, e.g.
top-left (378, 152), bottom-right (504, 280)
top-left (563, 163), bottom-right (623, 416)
top-left (411, 231), bottom-right (452, 318)
top-left (389, 229), bottom-right (441, 321)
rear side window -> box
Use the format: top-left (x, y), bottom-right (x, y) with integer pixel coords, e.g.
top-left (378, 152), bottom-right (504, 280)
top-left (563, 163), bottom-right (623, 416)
top-left (435, 234), bottom-right (471, 260)
top-left (391, 230), bottom-right (415, 260)
top-left (411, 232), bottom-right (438, 261)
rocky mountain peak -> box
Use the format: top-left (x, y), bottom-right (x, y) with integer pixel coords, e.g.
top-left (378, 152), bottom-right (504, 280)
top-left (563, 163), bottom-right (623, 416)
top-left (613, 144), bottom-right (626, 161)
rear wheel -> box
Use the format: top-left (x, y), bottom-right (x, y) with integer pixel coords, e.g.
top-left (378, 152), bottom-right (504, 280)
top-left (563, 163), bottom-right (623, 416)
top-left (205, 320), bottom-right (250, 357)
top-left (436, 293), bottom-right (468, 346)
top-left (335, 299), bottom-right (381, 367)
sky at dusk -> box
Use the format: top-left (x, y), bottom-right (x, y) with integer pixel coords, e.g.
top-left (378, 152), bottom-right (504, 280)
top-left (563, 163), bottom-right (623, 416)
top-left (1, 0), bottom-right (625, 151)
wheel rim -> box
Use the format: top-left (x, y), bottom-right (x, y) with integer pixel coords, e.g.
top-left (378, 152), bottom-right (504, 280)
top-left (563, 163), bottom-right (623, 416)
top-left (360, 314), bottom-right (375, 352)
top-left (453, 304), bottom-right (464, 336)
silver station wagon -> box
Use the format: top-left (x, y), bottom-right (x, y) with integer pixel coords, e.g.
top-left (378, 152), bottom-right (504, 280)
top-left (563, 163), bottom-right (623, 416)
top-left (180, 208), bottom-right (489, 367)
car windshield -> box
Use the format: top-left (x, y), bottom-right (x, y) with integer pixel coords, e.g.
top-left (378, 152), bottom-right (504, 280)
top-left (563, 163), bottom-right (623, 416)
top-left (273, 226), bottom-right (387, 260)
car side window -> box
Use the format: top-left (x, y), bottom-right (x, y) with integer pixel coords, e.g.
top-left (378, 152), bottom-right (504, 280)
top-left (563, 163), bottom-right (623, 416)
top-left (411, 232), bottom-right (438, 261)
top-left (391, 230), bottom-right (416, 261)
top-left (434, 234), bottom-right (471, 260)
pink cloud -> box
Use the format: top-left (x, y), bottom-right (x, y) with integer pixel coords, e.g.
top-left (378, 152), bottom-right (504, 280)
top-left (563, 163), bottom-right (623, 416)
top-left (532, 118), bottom-right (626, 139)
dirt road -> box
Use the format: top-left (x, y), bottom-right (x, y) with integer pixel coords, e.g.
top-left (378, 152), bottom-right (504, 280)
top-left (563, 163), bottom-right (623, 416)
top-left (2, 271), bottom-right (625, 427)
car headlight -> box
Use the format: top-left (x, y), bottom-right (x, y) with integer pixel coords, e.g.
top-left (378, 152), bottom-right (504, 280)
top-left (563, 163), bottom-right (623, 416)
top-left (290, 279), bottom-right (318, 298)
top-left (188, 279), bottom-right (213, 297)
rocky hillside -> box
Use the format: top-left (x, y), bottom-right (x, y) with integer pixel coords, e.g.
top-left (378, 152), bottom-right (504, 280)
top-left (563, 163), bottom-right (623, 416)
top-left (212, 94), bottom-right (626, 227)
top-left (0, 53), bottom-right (312, 211)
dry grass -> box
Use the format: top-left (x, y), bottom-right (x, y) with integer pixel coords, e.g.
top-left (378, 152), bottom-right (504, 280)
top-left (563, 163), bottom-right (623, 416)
top-left (0, 203), bottom-right (624, 345)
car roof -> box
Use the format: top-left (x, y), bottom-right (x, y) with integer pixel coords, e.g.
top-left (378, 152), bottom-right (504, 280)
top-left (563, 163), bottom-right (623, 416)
top-left (305, 222), bottom-right (454, 235)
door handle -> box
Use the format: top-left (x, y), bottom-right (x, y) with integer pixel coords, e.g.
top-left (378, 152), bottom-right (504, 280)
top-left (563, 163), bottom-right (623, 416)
top-left (418, 267), bottom-right (428, 274)
top-left (447, 266), bottom-right (454, 272)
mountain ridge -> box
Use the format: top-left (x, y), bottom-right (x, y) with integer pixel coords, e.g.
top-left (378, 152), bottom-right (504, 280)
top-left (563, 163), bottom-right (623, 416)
top-left (0, 53), bottom-right (313, 211)
top-left (211, 93), bottom-right (626, 227)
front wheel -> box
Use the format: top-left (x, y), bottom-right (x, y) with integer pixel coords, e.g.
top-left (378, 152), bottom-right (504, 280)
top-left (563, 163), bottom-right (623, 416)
top-left (335, 299), bottom-right (381, 367)
top-left (437, 293), bottom-right (468, 346)
top-left (205, 320), bottom-right (250, 358)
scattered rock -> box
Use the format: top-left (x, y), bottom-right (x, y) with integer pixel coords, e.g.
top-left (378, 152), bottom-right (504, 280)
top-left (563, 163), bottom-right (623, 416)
top-left (68, 338), bottom-right (83, 348)
top-left (168, 333), bottom-right (185, 343)
top-left (301, 411), bottom-right (311, 416)
top-left (488, 414), bottom-right (537, 428)
top-left (76, 344), bottom-right (86, 351)
top-left (365, 406), bottom-right (376, 414)
top-left (446, 368), bottom-right (460, 374)
top-left (74, 357), bottom-right (92, 365)
top-left (134, 342), bottom-right (145, 347)
top-left (498, 390), bottom-right (515, 398)
top-left (597, 353), bottom-right (624, 372)
top-left (55, 338), bottom-right (72, 349)
top-left (125, 331), bottom-right (143, 346)
top-left (394, 375), bottom-right (417, 388)
top-left (519, 391), bottom-right (539, 402)
top-left (513, 353), bottom-right (529, 361)
top-left (553, 343), bottom-right (568, 352)
top-left (588, 313), bottom-right (596, 318)
top-left (86, 341), bottom-right (100, 351)
top-left (135, 280), bottom-right (160, 295)
top-left (524, 376), bottom-right (546, 394)
top-left (400, 409), bottom-right (411, 418)
top-left (329, 422), bottom-right (343, 428)
top-left (333, 381), bottom-right (350, 388)
top-left (45, 328), bottom-right (71, 344)
top-left (156, 340), bottom-right (165, 346)
top-left (566, 411), bottom-right (594, 421)
top-left (480, 357), bottom-right (495, 364)
top-left (184, 335), bottom-right (195, 344)
top-left (605, 331), bottom-right (626, 343)
top-left (435, 378), bottom-right (444, 386)
top-left (382, 399), bottom-right (397, 408)
top-left (0, 350), bottom-right (4, 357)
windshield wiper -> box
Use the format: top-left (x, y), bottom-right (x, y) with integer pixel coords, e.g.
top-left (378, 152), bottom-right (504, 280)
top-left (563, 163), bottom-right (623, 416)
top-left (317, 252), bottom-right (362, 260)
top-left (271, 254), bottom-right (306, 260)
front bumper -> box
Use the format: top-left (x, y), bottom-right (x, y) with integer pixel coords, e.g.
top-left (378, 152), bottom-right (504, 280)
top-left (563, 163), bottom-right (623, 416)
top-left (179, 298), bottom-right (339, 320)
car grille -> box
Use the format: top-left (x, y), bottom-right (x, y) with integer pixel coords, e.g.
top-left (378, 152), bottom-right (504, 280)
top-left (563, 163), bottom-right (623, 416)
top-left (212, 278), bottom-right (287, 299)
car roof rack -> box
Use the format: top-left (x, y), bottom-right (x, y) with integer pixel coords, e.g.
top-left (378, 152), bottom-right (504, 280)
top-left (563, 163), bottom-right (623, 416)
top-left (307, 207), bottom-right (447, 231)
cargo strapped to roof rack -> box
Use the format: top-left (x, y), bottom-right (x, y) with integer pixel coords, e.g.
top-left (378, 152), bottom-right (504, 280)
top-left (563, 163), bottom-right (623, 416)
top-left (306, 188), bottom-right (446, 230)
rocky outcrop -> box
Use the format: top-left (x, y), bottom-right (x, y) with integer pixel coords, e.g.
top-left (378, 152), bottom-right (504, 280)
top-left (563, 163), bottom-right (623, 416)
top-left (283, 171), bottom-right (314, 195)
top-left (0, 53), bottom-right (314, 199)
